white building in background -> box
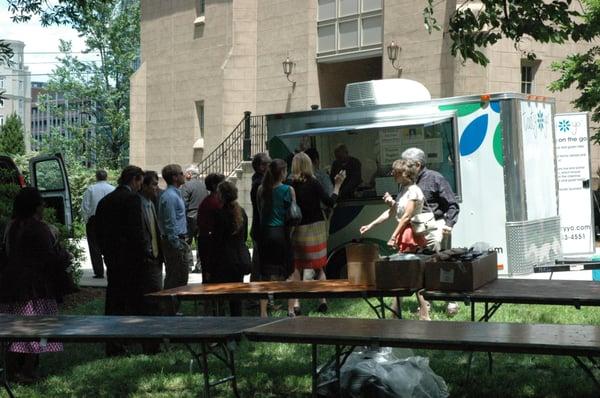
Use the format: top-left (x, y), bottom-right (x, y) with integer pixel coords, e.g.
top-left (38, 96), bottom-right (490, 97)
top-left (0, 39), bottom-right (31, 151)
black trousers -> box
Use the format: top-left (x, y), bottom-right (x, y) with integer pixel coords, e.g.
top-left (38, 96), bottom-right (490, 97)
top-left (208, 271), bottom-right (244, 316)
top-left (86, 216), bottom-right (105, 277)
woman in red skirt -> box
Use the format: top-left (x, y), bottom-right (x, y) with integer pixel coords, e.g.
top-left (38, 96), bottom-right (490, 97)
top-left (289, 152), bottom-right (345, 316)
top-left (360, 159), bottom-right (430, 319)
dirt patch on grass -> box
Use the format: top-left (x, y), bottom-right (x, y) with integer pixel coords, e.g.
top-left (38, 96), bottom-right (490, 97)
top-left (60, 287), bottom-right (105, 311)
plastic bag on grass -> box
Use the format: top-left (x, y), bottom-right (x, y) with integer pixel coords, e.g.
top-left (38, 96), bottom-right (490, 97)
top-left (317, 346), bottom-right (448, 398)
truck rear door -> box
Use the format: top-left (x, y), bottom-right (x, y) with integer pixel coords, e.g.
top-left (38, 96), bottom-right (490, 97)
top-left (29, 153), bottom-right (73, 233)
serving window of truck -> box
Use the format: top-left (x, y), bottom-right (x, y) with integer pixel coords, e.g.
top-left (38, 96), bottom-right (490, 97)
top-left (269, 112), bottom-right (460, 202)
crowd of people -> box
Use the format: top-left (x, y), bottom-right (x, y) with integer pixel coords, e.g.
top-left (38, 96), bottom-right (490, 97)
top-left (0, 145), bottom-right (459, 380)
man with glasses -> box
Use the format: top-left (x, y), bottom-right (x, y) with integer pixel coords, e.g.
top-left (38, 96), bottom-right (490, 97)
top-left (158, 164), bottom-right (192, 305)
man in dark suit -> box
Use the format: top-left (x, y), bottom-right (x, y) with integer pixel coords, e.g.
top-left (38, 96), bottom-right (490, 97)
top-left (139, 171), bottom-right (163, 297)
top-left (138, 170), bottom-right (163, 354)
top-left (95, 165), bottom-right (145, 356)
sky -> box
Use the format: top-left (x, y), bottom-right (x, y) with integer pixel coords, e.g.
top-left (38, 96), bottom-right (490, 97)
top-left (0, 0), bottom-right (100, 82)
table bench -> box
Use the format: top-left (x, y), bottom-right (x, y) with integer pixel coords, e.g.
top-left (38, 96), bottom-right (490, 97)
top-left (148, 280), bottom-right (417, 319)
top-left (0, 315), bottom-right (277, 398)
top-left (422, 279), bottom-right (600, 322)
top-left (244, 317), bottom-right (600, 397)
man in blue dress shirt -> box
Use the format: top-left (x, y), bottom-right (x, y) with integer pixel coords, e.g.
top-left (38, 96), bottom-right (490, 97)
top-left (158, 164), bottom-right (192, 294)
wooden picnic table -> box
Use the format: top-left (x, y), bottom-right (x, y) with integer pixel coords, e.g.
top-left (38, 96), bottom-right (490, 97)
top-left (422, 278), bottom-right (600, 321)
top-left (147, 280), bottom-right (418, 318)
top-left (244, 316), bottom-right (600, 396)
top-left (0, 315), bottom-right (278, 398)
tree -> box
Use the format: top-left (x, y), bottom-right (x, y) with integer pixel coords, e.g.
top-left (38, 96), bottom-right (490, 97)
top-left (0, 113), bottom-right (26, 156)
top-left (0, 41), bottom-right (14, 105)
top-left (423, 0), bottom-right (599, 66)
top-left (3, 0), bottom-right (140, 169)
top-left (423, 0), bottom-right (600, 140)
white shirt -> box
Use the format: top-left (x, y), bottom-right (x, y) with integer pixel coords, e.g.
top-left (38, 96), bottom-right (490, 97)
top-left (395, 184), bottom-right (424, 221)
top-left (81, 181), bottom-right (115, 222)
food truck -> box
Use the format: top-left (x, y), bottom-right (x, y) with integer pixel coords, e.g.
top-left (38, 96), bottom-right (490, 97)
top-left (266, 79), bottom-right (563, 275)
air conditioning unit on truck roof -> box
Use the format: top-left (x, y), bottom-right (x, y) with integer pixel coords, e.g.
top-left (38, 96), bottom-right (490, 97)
top-left (344, 79), bottom-right (432, 107)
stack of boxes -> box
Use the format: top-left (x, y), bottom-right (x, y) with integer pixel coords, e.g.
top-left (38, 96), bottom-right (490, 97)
top-left (346, 243), bottom-right (498, 291)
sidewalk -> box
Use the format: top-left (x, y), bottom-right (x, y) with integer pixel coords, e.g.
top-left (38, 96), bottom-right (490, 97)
top-left (77, 239), bottom-right (204, 288)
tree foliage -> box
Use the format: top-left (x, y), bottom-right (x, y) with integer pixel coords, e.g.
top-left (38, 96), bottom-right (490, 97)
top-left (549, 1), bottom-right (600, 143)
top-left (423, 0), bottom-right (600, 66)
top-left (0, 40), bottom-right (14, 105)
top-left (2, 0), bottom-right (140, 168)
top-left (0, 113), bottom-right (26, 156)
top-left (423, 0), bottom-right (600, 140)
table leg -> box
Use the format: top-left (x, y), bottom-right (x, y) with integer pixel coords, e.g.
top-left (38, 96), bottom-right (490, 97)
top-left (229, 346), bottom-right (240, 398)
top-left (200, 342), bottom-right (211, 398)
top-left (185, 341), bottom-right (239, 398)
top-left (573, 356), bottom-right (600, 392)
top-left (361, 297), bottom-right (383, 319)
top-left (465, 351), bottom-right (474, 384)
top-left (1, 342), bottom-right (15, 398)
top-left (470, 302), bottom-right (475, 322)
top-left (312, 344), bottom-right (318, 398)
top-left (170, 295), bottom-right (179, 315)
top-left (335, 345), bottom-right (341, 397)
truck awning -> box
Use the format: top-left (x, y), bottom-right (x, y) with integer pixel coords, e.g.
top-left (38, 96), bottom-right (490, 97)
top-left (276, 115), bottom-right (453, 138)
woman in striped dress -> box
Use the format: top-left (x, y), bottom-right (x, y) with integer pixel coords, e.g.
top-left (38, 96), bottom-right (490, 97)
top-left (289, 152), bottom-right (345, 315)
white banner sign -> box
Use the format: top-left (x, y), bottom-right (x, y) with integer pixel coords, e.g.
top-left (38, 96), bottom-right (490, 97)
top-left (554, 112), bottom-right (594, 255)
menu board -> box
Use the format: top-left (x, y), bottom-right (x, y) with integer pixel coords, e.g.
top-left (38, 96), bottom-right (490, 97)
top-left (379, 126), bottom-right (443, 165)
top-left (554, 112), bottom-right (594, 255)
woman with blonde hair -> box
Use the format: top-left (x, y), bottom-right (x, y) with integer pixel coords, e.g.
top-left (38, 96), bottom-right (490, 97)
top-left (359, 159), bottom-right (430, 319)
top-left (288, 151), bottom-right (345, 316)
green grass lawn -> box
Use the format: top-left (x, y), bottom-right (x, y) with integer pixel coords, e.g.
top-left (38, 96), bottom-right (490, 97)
top-left (3, 291), bottom-right (600, 397)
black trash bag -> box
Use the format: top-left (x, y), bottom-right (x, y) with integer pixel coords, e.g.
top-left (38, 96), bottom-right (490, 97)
top-left (318, 347), bottom-right (448, 398)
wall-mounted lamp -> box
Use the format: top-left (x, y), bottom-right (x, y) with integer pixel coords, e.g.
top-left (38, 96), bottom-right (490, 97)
top-left (282, 55), bottom-right (296, 86)
top-left (386, 41), bottom-right (402, 76)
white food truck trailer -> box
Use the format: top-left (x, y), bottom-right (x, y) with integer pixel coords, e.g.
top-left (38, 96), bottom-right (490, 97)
top-left (265, 79), bottom-right (571, 276)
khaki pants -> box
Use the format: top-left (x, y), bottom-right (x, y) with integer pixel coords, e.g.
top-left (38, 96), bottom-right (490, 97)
top-left (425, 219), bottom-right (451, 252)
top-left (162, 239), bottom-right (192, 290)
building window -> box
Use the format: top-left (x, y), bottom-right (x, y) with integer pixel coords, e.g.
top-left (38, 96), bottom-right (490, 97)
top-left (195, 101), bottom-right (204, 139)
top-left (317, 0), bottom-right (382, 60)
top-left (521, 60), bottom-right (539, 94)
top-left (194, 0), bottom-right (206, 24)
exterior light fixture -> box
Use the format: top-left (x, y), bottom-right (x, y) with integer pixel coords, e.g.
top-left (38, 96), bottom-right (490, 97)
top-left (386, 41), bottom-right (402, 76)
top-left (282, 55), bottom-right (296, 85)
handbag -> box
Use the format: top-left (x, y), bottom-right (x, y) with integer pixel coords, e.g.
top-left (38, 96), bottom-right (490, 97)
top-left (410, 202), bottom-right (437, 235)
top-left (236, 244), bottom-right (252, 275)
top-left (285, 197), bottom-right (302, 227)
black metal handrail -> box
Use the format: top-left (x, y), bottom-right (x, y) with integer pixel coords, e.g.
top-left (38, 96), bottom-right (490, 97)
top-left (198, 111), bottom-right (267, 177)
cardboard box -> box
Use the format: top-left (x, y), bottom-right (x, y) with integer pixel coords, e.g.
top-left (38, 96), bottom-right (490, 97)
top-left (346, 243), bottom-right (379, 285)
top-left (374, 255), bottom-right (427, 290)
top-left (424, 252), bottom-right (498, 291)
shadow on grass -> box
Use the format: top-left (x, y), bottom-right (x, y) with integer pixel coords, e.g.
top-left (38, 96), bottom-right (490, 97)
top-left (6, 292), bottom-right (600, 397)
